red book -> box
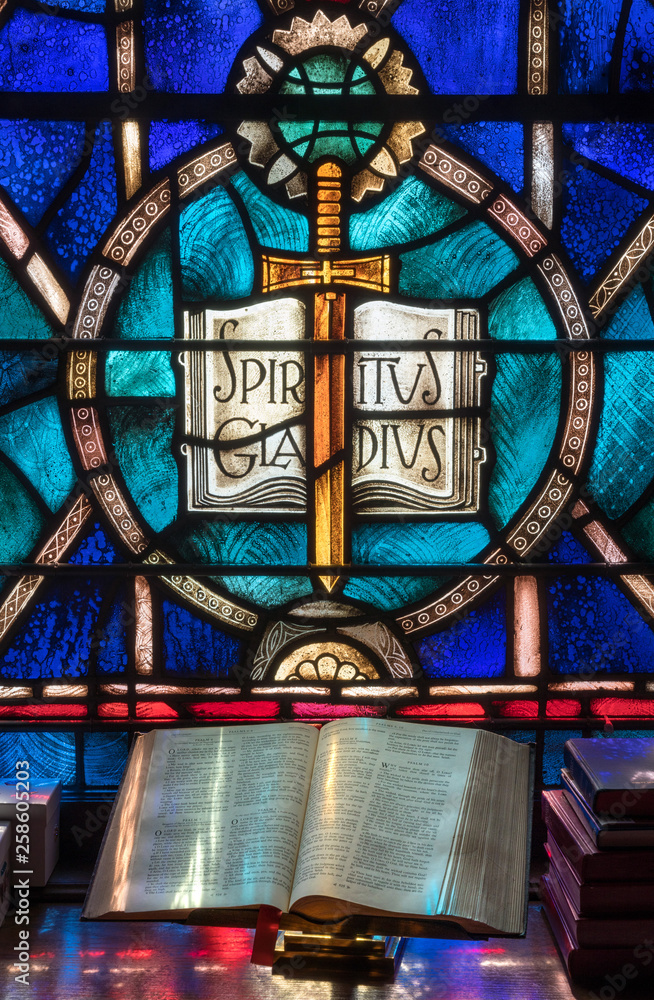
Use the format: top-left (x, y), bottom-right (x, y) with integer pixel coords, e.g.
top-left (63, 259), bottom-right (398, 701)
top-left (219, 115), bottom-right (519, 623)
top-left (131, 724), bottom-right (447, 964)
top-left (542, 790), bottom-right (654, 881)
top-left (547, 855), bottom-right (654, 947)
top-left (541, 874), bottom-right (654, 983)
top-left (564, 738), bottom-right (654, 817)
top-left (546, 837), bottom-right (654, 916)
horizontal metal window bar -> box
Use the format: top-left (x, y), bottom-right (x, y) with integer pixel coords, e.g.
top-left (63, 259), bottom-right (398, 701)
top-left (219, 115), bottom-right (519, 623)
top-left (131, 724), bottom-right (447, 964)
top-left (3, 94), bottom-right (654, 123)
top-left (1, 562), bottom-right (652, 577)
top-left (5, 339), bottom-right (654, 353)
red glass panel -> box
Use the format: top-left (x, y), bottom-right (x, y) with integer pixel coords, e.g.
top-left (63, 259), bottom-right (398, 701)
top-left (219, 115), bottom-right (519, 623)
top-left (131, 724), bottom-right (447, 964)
top-left (546, 700), bottom-right (581, 718)
top-left (186, 701), bottom-right (280, 720)
top-left (0, 704), bottom-right (87, 718)
top-left (135, 702), bottom-right (179, 720)
top-left (98, 703), bottom-right (129, 719)
top-left (292, 704), bottom-right (387, 719)
top-left (591, 698), bottom-right (654, 718)
top-left (396, 703), bottom-right (485, 718)
top-left (494, 701), bottom-right (538, 718)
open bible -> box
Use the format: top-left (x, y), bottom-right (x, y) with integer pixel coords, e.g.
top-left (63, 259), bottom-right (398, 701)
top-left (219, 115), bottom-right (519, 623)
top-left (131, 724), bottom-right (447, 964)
top-left (83, 718), bottom-right (533, 937)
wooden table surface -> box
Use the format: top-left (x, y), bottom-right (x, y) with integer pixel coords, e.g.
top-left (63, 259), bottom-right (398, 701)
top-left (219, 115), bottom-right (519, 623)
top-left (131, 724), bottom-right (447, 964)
top-left (1, 902), bottom-right (653, 1000)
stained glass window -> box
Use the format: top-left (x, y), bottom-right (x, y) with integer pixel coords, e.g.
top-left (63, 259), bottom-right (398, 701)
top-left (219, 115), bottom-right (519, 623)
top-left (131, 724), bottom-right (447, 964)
top-left (1, 0), bottom-right (654, 791)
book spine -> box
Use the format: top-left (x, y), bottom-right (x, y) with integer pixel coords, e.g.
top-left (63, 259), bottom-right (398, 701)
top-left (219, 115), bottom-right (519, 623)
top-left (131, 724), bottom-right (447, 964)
top-left (563, 744), bottom-right (599, 813)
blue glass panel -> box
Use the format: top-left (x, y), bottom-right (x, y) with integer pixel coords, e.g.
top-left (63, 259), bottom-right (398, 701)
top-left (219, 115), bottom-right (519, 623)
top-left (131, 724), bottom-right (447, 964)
top-left (144, 0), bottom-right (263, 94)
top-left (352, 523), bottom-right (490, 565)
top-left (1, 526), bottom-right (121, 677)
top-left (108, 406), bottom-right (177, 533)
top-left (0, 734), bottom-right (77, 785)
top-left (342, 574), bottom-right (447, 612)
top-left (173, 521), bottom-right (311, 609)
top-left (350, 175), bottom-right (466, 251)
top-left (105, 351), bottom-right (175, 397)
top-left (415, 589), bottom-right (506, 678)
top-left (45, 121), bottom-right (117, 282)
top-left (0, 120), bottom-right (86, 225)
top-left (0, 10), bottom-right (108, 92)
top-left (489, 278), bottom-right (558, 341)
top-left (0, 258), bottom-right (56, 339)
top-left (547, 533), bottom-right (654, 673)
top-left (543, 730), bottom-right (582, 785)
top-left (546, 530), bottom-right (592, 565)
top-left (0, 396), bottom-right (76, 511)
top-left (563, 123), bottom-right (654, 191)
top-left (561, 162), bottom-right (648, 282)
top-left (56, 0), bottom-right (105, 10)
top-left (96, 588), bottom-right (129, 674)
top-left (439, 123), bottom-right (524, 192)
top-left (620, 0), bottom-right (654, 92)
top-left (231, 172), bottom-right (309, 253)
top-left (399, 221), bottom-right (519, 299)
top-left (622, 499), bottom-right (654, 560)
top-left (507, 730), bottom-right (537, 744)
top-left (163, 600), bottom-right (242, 675)
top-left (0, 351), bottom-right (57, 407)
top-left (558, 0), bottom-right (622, 94)
top-left (392, 0), bottom-right (519, 94)
top-left (591, 729), bottom-right (654, 739)
top-left (0, 460), bottom-right (44, 567)
top-left (489, 353), bottom-right (561, 528)
top-left (180, 186), bottom-right (254, 301)
top-left (2, 580), bottom-right (101, 677)
top-left (114, 231), bottom-right (174, 341)
top-left (149, 120), bottom-right (223, 171)
top-left (83, 733), bottom-right (130, 785)
top-left (69, 523), bottom-right (123, 566)
top-left (587, 286), bottom-right (654, 518)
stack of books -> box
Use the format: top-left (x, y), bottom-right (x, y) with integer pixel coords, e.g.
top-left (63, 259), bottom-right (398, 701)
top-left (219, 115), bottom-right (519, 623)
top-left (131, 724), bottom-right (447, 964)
top-left (541, 737), bottom-right (654, 981)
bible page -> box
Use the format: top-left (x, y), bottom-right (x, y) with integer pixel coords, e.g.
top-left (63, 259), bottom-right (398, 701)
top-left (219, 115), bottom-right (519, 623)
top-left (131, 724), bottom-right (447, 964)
top-left (124, 722), bottom-right (319, 913)
top-left (289, 717), bottom-right (476, 916)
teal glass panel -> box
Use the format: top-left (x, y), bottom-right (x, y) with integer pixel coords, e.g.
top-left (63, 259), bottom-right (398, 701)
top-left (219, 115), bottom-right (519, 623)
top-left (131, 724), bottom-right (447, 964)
top-left (489, 354), bottom-right (562, 528)
top-left (0, 350), bottom-right (58, 407)
top-left (171, 521), bottom-right (311, 609)
top-left (342, 575), bottom-right (447, 611)
top-left (622, 499), bottom-right (654, 560)
top-left (0, 460), bottom-right (44, 568)
top-left (108, 406), bottom-right (177, 532)
top-left (352, 523), bottom-right (490, 565)
top-left (587, 285), bottom-right (654, 518)
top-left (488, 278), bottom-right (558, 341)
top-left (0, 733), bottom-right (76, 785)
top-left (399, 221), bottom-right (519, 299)
top-left (0, 258), bottom-right (56, 339)
top-left (105, 351), bottom-right (175, 397)
top-left (543, 730), bottom-right (582, 785)
top-left (83, 733), bottom-right (129, 785)
top-left (230, 171), bottom-right (308, 253)
top-left (113, 230), bottom-right (174, 341)
top-left (180, 186), bottom-right (253, 301)
top-left (349, 176), bottom-right (467, 251)
top-left (0, 396), bottom-right (75, 511)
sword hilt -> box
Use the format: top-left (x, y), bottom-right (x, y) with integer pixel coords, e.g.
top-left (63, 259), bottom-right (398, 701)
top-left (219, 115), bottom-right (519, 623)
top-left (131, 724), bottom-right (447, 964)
top-left (314, 162), bottom-right (342, 256)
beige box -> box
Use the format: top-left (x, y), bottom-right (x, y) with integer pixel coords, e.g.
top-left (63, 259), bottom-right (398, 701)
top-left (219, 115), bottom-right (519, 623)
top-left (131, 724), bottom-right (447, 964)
top-left (0, 781), bottom-right (61, 886)
top-left (0, 823), bottom-right (10, 925)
